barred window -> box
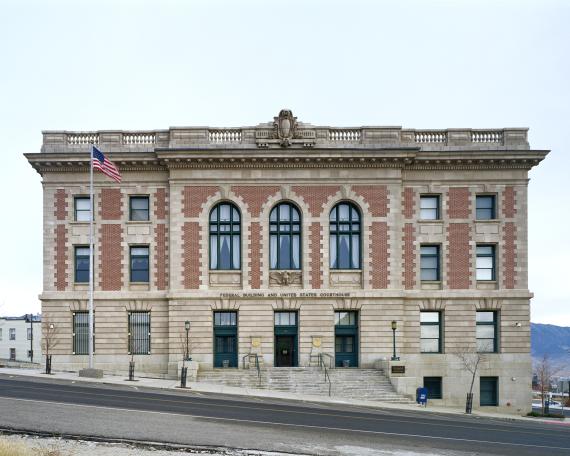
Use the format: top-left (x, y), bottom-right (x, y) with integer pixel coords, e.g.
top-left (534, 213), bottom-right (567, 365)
top-left (330, 202), bottom-right (361, 269)
top-left (73, 312), bottom-right (92, 355)
top-left (210, 203), bottom-right (241, 270)
top-left (270, 203), bottom-right (301, 270)
top-left (129, 312), bottom-right (151, 355)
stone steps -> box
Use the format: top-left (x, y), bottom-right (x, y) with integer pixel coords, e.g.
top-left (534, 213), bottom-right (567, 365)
top-left (196, 367), bottom-right (413, 403)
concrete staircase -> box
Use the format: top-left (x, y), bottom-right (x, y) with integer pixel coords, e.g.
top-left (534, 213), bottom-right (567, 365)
top-left (196, 366), bottom-right (412, 403)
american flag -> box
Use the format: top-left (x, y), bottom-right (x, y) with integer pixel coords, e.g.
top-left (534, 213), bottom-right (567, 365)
top-left (92, 146), bottom-right (121, 183)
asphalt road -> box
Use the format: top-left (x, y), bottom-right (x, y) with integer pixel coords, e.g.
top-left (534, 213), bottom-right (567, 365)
top-left (0, 374), bottom-right (569, 456)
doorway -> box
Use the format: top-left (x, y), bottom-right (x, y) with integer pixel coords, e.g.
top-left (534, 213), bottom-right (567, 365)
top-left (213, 311), bottom-right (238, 368)
top-left (274, 311), bottom-right (298, 367)
top-left (335, 311), bottom-right (358, 367)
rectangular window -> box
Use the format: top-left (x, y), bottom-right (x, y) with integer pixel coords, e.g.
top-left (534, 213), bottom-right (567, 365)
top-left (74, 246), bottom-right (90, 283)
top-left (274, 312), bottom-right (297, 326)
top-left (10, 348), bottom-right (15, 361)
top-left (75, 196), bottom-right (92, 222)
top-left (128, 312), bottom-right (151, 355)
top-left (420, 312), bottom-right (442, 353)
top-left (424, 377), bottom-right (443, 399)
top-left (420, 195), bottom-right (440, 220)
top-left (129, 196), bottom-right (150, 221)
top-left (130, 246), bottom-right (149, 282)
top-left (9, 328), bottom-right (15, 340)
top-left (480, 377), bottom-right (498, 406)
top-left (27, 328), bottom-right (32, 340)
top-left (476, 195), bottom-right (496, 220)
top-left (73, 312), bottom-right (92, 355)
top-left (420, 245), bottom-right (440, 281)
top-left (335, 311), bottom-right (357, 326)
top-left (476, 245), bottom-right (496, 281)
top-left (214, 311), bottom-right (237, 326)
top-left (476, 311), bottom-right (498, 353)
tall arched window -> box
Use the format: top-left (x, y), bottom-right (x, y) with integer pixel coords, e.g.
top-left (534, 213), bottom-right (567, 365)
top-left (330, 202), bottom-right (361, 269)
top-left (269, 202), bottom-right (301, 270)
top-left (210, 203), bottom-right (241, 270)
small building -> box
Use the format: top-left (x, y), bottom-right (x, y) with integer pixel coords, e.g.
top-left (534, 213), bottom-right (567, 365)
top-left (25, 110), bottom-right (548, 413)
top-left (0, 314), bottom-right (42, 363)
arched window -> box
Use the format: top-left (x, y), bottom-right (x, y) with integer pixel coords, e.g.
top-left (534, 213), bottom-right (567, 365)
top-left (269, 202), bottom-right (301, 270)
top-left (210, 203), bottom-right (241, 270)
top-left (330, 202), bottom-right (361, 269)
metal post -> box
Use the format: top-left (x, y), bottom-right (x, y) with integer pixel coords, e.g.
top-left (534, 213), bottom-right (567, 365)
top-left (28, 314), bottom-right (33, 363)
top-left (88, 144), bottom-right (94, 370)
top-left (391, 320), bottom-right (399, 361)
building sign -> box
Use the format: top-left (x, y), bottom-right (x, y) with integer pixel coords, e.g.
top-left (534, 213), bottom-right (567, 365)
top-left (391, 365), bottom-right (406, 374)
top-left (219, 292), bottom-right (352, 299)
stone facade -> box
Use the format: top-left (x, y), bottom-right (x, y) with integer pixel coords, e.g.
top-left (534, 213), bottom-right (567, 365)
top-left (26, 111), bottom-right (548, 414)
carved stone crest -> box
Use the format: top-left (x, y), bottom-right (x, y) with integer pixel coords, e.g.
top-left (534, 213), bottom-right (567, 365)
top-left (269, 270), bottom-right (302, 287)
top-left (273, 109), bottom-right (298, 147)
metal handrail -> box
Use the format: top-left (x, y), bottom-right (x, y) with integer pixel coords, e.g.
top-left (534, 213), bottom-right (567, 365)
top-left (242, 353), bottom-right (262, 386)
top-left (318, 353), bottom-right (333, 396)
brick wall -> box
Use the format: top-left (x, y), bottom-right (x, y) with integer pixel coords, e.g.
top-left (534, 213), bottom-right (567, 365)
top-left (352, 185), bottom-right (389, 217)
top-left (309, 222), bottom-right (322, 288)
top-left (182, 222), bottom-right (200, 289)
top-left (99, 224), bottom-right (123, 290)
top-left (502, 186), bottom-right (517, 218)
top-left (503, 222), bottom-right (517, 289)
top-left (249, 222), bottom-right (262, 289)
top-left (403, 188), bottom-right (415, 219)
top-left (99, 188), bottom-right (122, 220)
top-left (291, 186), bottom-right (340, 216)
top-left (54, 225), bottom-right (67, 291)
top-left (447, 223), bottom-right (471, 289)
top-left (154, 188), bottom-right (168, 220)
top-left (371, 221), bottom-right (389, 288)
top-left (231, 186), bottom-right (281, 216)
top-left (402, 223), bottom-right (415, 289)
top-left (182, 186), bottom-right (218, 218)
top-left (54, 188), bottom-right (67, 221)
top-left (155, 224), bottom-right (168, 290)
top-left (447, 188), bottom-right (470, 219)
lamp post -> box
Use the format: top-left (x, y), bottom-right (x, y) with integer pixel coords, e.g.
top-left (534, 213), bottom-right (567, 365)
top-left (391, 320), bottom-right (400, 361)
top-left (184, 320), bottom-right (191, 361)
top-left (27, 314), bottom-right (34, 363)
top-left (46, 323), bottom-right (54, 374)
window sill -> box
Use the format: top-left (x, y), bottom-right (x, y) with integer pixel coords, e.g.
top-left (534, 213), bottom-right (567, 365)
top-left (126, 220), bottom-right (151, 224)
top-left (73, 283), bottom-right (89, 291)
top-left (129, 283), bottom-right (150, 291)
top-left (421, 281), bottom-right (442, 290)
top-left (475, 219), bottom-right (499, 223)
top-left (418, 219), bottom-right (443, 223)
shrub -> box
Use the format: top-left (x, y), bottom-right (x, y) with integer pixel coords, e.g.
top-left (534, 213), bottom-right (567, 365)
top-left (526, 411), bottom-right (565, 419)
top-left (0, 437), bottom-right (33, 456)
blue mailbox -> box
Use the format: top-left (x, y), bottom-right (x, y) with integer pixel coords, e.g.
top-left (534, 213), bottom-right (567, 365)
top-left (416, 387), bottom-right (428, 406)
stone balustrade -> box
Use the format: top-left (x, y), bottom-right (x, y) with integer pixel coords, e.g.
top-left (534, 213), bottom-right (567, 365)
top-left (41, 126), bottom-right (529, 153)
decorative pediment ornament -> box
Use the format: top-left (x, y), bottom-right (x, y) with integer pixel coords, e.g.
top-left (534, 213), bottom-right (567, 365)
top-left (273, 109), bottom-right (298, 147)
top-left (269, 270), bottom-right (302, 286)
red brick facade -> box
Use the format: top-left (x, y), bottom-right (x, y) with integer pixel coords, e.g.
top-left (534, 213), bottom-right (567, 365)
top-left (231, 186), bottom-right (281, 216)
top-left (403, 188), bottom-right (415, 219)
top-left (99, 188), bottom-right (122, 220)
top-left (54, 225), bottom-right (68, 290)
top-left (503, 222), bottom-right (517, 289)
top-left (54, 188), bottom-right (67, 221)
top-left (447, 188), bottom-right (470, 219)
top-left (502, 186), bottom-right (517, 218)
top-left (155, 224), bottom-right (168, 290)
top-left (183, 186), bottom-right (218, 217)
top-left (309, 222), bottom-right (322, 289)
top-left (352, 185), bottom-right (389, 217)
top-left (402, 223), bottom-right (415, 289)
top-left (371, 221), bottom-right (389, 288)
top-left (182, 222), bottom-right (200, 289)
top-left (447, 223), bottom-right (471, 289)
top-left (249, 222), bottom-right (262, 289)
top-left (292, 186), bottom-right (340, 216)
top-left (99, 224), bottom-right (123, 290)
top-left (154, 188), bottom-right (168, 220)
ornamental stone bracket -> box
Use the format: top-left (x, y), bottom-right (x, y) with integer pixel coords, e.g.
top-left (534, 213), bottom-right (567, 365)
top-left (255, 109), bottom-right (316, 149)
top-left (269, 270), bottom-right (303, 288)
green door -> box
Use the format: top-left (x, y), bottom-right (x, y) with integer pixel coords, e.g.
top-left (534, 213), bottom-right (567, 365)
top-left (274, 311), bottom-right (298, 367)
top-left (213, 311), bottom-right (238, 368)
top-left (335, 311), bottom-right (358, 367)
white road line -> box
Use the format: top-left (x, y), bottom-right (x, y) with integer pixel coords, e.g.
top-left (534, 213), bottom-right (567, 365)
top-left (1, 397), bottom-right (569, 452)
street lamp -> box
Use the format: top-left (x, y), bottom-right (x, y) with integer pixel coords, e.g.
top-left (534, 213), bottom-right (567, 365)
top-left (184, 320), bottom-right (191, 361)
top-left (391, 320), bottom-right (400, 361)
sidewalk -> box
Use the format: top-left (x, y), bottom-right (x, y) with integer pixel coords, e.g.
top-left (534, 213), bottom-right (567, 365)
top-left (0, 366), bottom-right (565, 425)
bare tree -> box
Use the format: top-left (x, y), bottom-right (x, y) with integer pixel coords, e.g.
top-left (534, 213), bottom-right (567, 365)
top-left (454, 343), bottom-right (485, 414)
top-left (534, 354), bottom-right (559, 415)
top-left (42, 318), bottom-right (59, 374)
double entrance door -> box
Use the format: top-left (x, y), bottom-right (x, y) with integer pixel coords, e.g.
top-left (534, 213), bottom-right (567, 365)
top-left (274, 311), bottom-right (298, 367)
top-left (335, 311), bottom-right (358, 367)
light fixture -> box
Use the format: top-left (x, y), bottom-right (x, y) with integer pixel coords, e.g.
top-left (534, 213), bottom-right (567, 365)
top-left (391, 320), bottom-right (397, 331)
top-left (185, 320), bottom-right (190, 331)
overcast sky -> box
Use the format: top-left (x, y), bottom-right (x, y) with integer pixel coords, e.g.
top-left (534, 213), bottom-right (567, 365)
top-left (0, 0), bottom-right (568, 324)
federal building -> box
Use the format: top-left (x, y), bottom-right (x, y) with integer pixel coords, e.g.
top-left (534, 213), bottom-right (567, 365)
top-left (26, 110), bottom-right (548, 413)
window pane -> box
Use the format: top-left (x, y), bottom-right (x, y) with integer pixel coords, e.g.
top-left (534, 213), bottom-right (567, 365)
top-left (477, 196), bottom-right (494, 209)
top-left (330, 207), bottom-right (337, 221)
top-left (477, 339), bottom-right (495, 353)
top-left (421, 246), bottom-right (438, 255)
top-left (330, 234), bottom-right (337, 269)
top-left (219, 235), bottom-right (231, 269)
top-left (421, 197), bottom-right (438, 209)
top-left (421, 325), bottom-right (439, 339)
top-left (351, 207), bottom-right (359, 221)
top-left (220, 204), bottom-right (231, 221)
top-left (232, 235), bottom-right (240, 269)
top-left (338, 235), bottom-right (350, 268)
top-left (210, 208), bottom-right (217, 222)
top-left (292, 235), bottom-right (300, 269)
top-left (279, 204), bottom-right (290, 221)
top-left (270, 208), bottom-right (277, 221)
top-left (76, 198), bottom-right (90, 210)
top-left (477, 269), bottom-right (493, 281)
top-left (420, 312), bottom-right (439, 323)
top-left (210, 236), bottom-right (218, 269)
top-left (421, 257), bottom-right (438, 269)
top-left (477, 257), bottom-right (493, 269)
top-left (421, 268), bottom-right (438, 281)
top-left (420, 208), bottom-right (437, 220)
top-left (279, 235), bottom-right (291, 269)
top-left (339, 204), bottom-right (349, 221)
top-left (131, 247), bottom-right (149, 256)
top-left (292, 207), bottom-right (300, 222)
top-left (476, 312), bottom-right (495, 323)
top-left (477, 245), bottom-right (493, 256)
top-left (421, 339), bottom-right (440, 353)
top-left (351, 235), bottom-right (360, 268)
top-left (270, 235), bottom-right (278, 268)
top-left (477, 325), bottom-right (495, 339)
top-left (232, 207), bottom-right (240, 221)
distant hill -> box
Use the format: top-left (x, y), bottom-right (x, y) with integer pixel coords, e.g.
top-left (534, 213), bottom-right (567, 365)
top-left (531, 323), bottom-right (570, 374)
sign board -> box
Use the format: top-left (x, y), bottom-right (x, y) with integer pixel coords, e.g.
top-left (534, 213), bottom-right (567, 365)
top-left (391, 365), bottom-right (405, 374)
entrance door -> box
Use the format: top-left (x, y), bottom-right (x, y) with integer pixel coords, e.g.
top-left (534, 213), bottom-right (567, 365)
top-left (275, 336), bottom-right (295, 367)
top-left (213, 311), bottom-right (238, 368)
top-left (274, 311), bottom-right (298, 367)
top-left (335, 311), bottom-right (358, 367)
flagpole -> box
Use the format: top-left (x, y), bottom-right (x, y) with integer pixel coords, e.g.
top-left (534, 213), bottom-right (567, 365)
top-left (88, 144), bottom-right (94, 370)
